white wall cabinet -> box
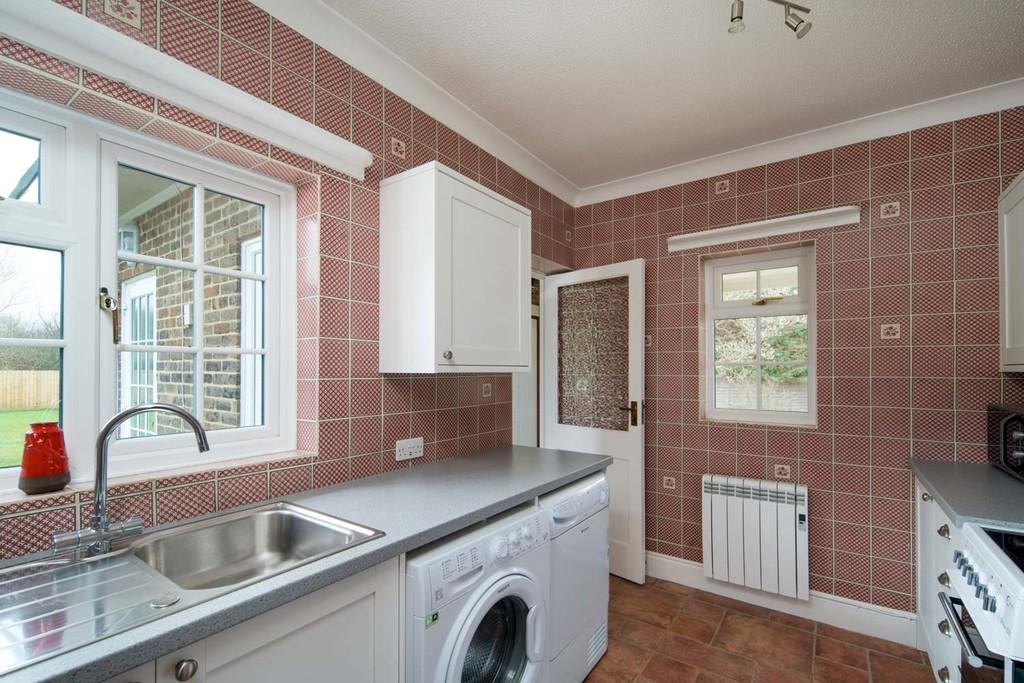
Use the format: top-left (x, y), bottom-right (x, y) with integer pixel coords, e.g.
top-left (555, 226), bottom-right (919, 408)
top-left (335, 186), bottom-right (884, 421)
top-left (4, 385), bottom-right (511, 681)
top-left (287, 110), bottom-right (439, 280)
top-left (379, 161), bottom-right (532, 373)
top-left (1000, 171), bottom-right (1024, 371)
top-left (146, 557), bottom-right (400, 683)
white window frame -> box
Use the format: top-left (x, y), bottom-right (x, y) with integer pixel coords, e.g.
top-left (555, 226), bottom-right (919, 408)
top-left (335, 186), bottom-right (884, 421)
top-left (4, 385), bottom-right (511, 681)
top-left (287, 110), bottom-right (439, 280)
top-left (703, 246), bottom-right (817, 427)
top-left (0, 91), bottom-right (296, 492)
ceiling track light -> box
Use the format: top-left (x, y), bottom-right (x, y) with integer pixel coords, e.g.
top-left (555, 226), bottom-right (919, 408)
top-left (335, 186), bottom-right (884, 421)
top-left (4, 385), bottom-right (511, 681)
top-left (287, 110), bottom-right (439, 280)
top-left (728, 0), bottom-right (813, 39)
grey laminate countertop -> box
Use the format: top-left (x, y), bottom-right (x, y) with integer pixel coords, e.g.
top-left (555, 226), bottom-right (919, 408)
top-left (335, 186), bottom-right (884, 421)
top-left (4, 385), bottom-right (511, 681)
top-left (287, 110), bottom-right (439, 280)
top-left (910, 459), bottom-right (1024, 530)
top-left (7, 445), bottom-right (612, 683)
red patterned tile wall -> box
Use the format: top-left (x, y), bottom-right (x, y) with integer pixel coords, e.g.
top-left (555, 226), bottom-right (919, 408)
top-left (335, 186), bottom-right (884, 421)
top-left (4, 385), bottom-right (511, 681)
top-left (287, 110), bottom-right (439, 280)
top-left (0, 0), bottom-right (570, 561)
top-left (574, 109), bottom-right (1024, 612)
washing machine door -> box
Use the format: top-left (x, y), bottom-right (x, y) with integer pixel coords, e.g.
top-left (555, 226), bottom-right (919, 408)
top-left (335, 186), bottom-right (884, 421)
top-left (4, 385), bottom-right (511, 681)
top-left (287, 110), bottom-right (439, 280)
top-left (445, 574), bottom-right (545, 683)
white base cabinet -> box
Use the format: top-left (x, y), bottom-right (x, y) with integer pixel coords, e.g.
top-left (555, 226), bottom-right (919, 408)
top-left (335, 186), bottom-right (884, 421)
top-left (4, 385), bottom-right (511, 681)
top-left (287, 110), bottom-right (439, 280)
top-left (915, 479), bottom-right (961, 683)
top-left (104, 557), bottom-right (401, 683)
top-left (379, 161), bottom-right (532, 373)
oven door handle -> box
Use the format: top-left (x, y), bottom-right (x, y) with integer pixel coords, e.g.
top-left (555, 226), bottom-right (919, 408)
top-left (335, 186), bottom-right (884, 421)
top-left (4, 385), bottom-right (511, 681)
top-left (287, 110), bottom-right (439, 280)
top-left (938, 591), bottom-right (983, 668)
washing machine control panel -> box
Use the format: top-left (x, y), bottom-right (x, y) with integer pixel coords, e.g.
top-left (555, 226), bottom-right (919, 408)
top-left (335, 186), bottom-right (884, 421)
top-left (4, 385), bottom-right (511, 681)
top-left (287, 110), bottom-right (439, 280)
top-left (423, 510), bottom-right (549, 611)
top-left (490, 516), bottom-right (546, 562)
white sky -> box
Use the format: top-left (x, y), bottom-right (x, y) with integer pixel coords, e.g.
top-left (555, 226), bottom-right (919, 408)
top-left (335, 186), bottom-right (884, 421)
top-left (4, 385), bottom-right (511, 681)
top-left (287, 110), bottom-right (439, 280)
top-left (0, 129), bottom-right (40, 202)
top-left (0, 243), bottom-right (62, 326)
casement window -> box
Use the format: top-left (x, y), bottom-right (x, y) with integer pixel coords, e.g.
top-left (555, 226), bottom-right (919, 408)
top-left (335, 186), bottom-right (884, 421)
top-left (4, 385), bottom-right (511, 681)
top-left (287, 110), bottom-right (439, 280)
top-left (703, 247), bottom-right (816, 427)
top-left (0, 95), bottom-right (295, 492)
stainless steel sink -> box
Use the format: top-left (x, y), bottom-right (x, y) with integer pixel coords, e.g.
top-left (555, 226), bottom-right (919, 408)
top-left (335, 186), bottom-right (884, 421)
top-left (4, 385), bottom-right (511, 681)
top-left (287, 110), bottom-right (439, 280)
top-left (128, 503), bottom-right (384, 590)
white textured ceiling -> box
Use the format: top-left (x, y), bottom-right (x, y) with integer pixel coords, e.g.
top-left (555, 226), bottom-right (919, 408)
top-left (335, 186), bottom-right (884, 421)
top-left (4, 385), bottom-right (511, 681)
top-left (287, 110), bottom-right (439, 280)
top-left (323, 0), bottom-right (1024, 189)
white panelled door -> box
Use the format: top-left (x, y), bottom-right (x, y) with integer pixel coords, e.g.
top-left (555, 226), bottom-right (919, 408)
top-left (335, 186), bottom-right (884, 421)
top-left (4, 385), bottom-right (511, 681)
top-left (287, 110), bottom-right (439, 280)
top-left (542, 259), bottom-right (646, 584)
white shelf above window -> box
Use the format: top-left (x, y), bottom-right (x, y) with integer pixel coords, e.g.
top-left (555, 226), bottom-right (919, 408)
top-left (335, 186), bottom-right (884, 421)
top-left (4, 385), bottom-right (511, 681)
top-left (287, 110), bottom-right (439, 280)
top-left (0, 0), bottom-right (374, 181)
top-left (666, 205), bottom-right (861, 252)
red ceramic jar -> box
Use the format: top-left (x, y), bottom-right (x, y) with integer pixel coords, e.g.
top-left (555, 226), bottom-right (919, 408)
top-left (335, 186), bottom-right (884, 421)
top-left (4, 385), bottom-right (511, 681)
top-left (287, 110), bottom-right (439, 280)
top-left (18, 422), bottom-right (70, 495)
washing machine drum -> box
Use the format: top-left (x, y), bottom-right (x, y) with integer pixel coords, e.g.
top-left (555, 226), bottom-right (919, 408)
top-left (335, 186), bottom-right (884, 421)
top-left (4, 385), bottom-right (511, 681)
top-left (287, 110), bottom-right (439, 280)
top-left (447, 575), bottom-right (545, 683)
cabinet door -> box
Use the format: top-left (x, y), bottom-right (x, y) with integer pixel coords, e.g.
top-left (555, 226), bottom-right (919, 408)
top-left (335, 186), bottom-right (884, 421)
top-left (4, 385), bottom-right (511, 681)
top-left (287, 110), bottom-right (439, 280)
top-left (104, 662), bottom-right (156, 683)
top-left (437, 174), bottom-right (530, 368)
top-left (1000, 172), bottom-right (1024, 370)
top-left (201, 558), bottom-right (399, 683)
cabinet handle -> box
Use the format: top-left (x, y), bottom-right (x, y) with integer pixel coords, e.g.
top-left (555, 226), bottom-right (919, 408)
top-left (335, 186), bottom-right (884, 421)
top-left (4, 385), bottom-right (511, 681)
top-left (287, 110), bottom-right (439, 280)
top-left (938, 619), bottom-right (951, 637)
top-left (937, 666), bottom-right (950, 683)
top-left (442, 350), bottom-right (453, 360)
top-left (937, 523), bottom-right (950, 539)
top-left (937, 571), bottom-right (950, 588)
top-left (921, 491), bottom-right (933, 502)
top-left (174, 659), bottom-right (199, 681)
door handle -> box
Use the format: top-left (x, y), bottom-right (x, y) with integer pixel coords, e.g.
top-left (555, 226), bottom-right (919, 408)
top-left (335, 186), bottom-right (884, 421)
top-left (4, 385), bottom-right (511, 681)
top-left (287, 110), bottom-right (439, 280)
top-left (617, 401), bottom-right (638, 427)
top-left (526, 604), bottom-right (545, 661)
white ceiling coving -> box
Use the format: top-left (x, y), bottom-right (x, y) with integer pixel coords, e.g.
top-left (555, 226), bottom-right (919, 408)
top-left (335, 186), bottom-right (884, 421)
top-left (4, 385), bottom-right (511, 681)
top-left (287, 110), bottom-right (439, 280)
top-left (323, 0), bottom-right (1024, 188)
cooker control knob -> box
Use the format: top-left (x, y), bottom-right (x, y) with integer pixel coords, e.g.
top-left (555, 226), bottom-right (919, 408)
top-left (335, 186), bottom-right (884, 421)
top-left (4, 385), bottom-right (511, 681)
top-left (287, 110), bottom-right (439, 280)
top-left (953, 550), bottom-right (963, 564)
top-left (984, 595), bottom-right (998, 613)
top-left (967, 570), bottom-right (978, 586)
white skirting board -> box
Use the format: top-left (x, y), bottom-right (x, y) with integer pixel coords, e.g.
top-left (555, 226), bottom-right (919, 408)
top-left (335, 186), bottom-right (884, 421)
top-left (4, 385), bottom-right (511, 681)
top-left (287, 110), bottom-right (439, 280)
top-left (646, 552), bottom-right (918, 647)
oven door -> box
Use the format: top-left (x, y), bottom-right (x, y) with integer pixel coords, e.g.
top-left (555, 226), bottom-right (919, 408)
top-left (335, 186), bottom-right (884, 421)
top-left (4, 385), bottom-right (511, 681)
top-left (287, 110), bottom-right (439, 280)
top-left (939, 592), bottom-right (1024, 683)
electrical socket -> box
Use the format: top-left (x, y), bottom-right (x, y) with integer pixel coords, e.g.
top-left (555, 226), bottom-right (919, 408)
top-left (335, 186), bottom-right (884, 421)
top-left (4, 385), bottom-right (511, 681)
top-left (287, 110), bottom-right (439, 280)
top-left (389, 137), bottom-right (407, 160)
top-left (714, 179), bottom-right (730, 195)
top-left (662, 476), bottom-right (677, 490)
top-left (879, 201), bottom-right (901, 219)
top-left (774, 464), bottom-right (792, 480)
top-left (880, 323), bottom-right (901, 339)
top-left (395, 437), bottom-right (424, 462)
top-left (481, 382), bottom-right (493, 398)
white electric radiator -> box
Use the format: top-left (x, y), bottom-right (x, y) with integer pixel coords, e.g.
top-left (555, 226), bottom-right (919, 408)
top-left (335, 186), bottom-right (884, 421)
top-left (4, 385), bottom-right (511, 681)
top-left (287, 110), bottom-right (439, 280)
top-left (701, 474), bottom-right (809, 600)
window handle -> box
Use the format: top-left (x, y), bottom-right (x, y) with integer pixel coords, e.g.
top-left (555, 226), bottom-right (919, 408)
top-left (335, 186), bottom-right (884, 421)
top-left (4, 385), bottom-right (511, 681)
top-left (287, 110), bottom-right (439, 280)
top-left (99, 287), bottom-right (120, 344)
top-left (752, 296), bottom-right (784, 306)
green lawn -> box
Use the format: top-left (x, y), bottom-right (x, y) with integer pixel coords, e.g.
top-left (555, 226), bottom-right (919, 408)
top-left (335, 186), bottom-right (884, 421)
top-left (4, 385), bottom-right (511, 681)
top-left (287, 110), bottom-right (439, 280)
top-left (0, 409), bottom-right (59, 469)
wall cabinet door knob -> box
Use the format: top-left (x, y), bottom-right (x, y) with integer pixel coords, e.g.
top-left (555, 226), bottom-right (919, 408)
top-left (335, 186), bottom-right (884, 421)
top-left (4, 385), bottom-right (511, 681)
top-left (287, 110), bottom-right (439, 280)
top-left (938, 619), bottom-right (951, 637)
top-left (937, 571), bottom-right (950, 587)
top-left (921, 491), bottom-right (933, 502)
top-left (937, 666), bottom-right (950, 682)
top-left (442, 350), bottom-right (453, 360)
top-left (174, 659), bottom-right (199, 681)
top-left (937, 523), bottom-right (950, 539)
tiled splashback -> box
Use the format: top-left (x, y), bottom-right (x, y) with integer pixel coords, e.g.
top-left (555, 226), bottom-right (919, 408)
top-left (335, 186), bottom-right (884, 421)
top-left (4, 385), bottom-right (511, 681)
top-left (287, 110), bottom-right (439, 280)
top-left (575, 107), bottom-right (1024, 612)
top-left (0, 0), bottom-right (571, 561)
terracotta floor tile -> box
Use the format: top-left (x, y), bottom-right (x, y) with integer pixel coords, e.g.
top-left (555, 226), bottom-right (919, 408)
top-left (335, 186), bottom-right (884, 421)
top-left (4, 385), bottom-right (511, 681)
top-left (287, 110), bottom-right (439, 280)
top-left (817, 624), bottom-right (923, 663)
top-left (656, 634), bottom-right (754, 682)
top-left (696, 672), bottom-right (747, 683)
top-left (691, 589), bottom-right (772, 618)
top-left (652, 577), bottom-right (695, 596)
top-left (638, 654), bottom-right (700, 683)
top-left (712, 612), bottom-right (815, 675)
top-left (768, 609), bottom-right (817, 632)
top-left (813, 658), bottom-right (870, 683)
top-left (815, 636), bottom-right (868, 670)
top-left (611, 612), bottom-right (669, 649)
top-left (611, 581), bottom-right (686, 629)
top-left (667, 612), bottom-right (718, 643)
top-left (755, 662), bottom-right (812, 683)
top-left (867, 652), bottom-right (935, 683)
top-left (587, 637), bottom-right (653, 682)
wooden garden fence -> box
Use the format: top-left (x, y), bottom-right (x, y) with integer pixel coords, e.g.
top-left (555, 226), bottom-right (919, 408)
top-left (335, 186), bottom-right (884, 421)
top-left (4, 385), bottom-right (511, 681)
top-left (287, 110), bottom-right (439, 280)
top-left (0, 371), bottom-right (59, 410)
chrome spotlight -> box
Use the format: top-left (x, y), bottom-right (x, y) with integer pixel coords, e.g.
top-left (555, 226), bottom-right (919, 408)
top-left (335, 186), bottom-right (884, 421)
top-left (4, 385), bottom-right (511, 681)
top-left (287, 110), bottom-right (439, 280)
top-left (783, 3), bottom-right (812, 38)
top-left (729, 0), bottom-right (746, 33)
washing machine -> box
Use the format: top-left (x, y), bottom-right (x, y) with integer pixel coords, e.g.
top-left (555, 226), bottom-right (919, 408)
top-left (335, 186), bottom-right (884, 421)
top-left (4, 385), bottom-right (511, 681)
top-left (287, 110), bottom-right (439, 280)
top-left (538, 472), bottom-right (610, 683)
top-left (407, 505), bottom-right (551, 683)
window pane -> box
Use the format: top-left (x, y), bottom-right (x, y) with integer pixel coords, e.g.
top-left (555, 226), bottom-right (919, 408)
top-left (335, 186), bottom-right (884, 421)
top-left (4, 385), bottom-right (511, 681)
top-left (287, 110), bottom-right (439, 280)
top-left (0, 349), bottom-right (61, 469)
top-left (760, 266), bottom-right (799, 298)
top-left (722, 271), bottom-right (756, 301)
top-left (204, 353), bottom-right (263, 430)
top-left (0, 243), bottom-right (62, 339)
top-left (116, 351), bottom-right (195, 439)
top-left (118, 263), bottom-right (193, 347)
top-left (0, 128), bottom-right (41, 204)
top-left (204, 273), bottom-right (263, 348)
top-left (762, 365), bottom-right (809, 412)
top-left (714, 318), bottom-right (757, 362)
top-left (715, 365), bottom-right (757, 410)
top-left (204, 190), bottom-right (264, 272)
top-left (760, 315), bottom-right (808, 362)
top-left (117, 165), bottom-right (194, 263)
